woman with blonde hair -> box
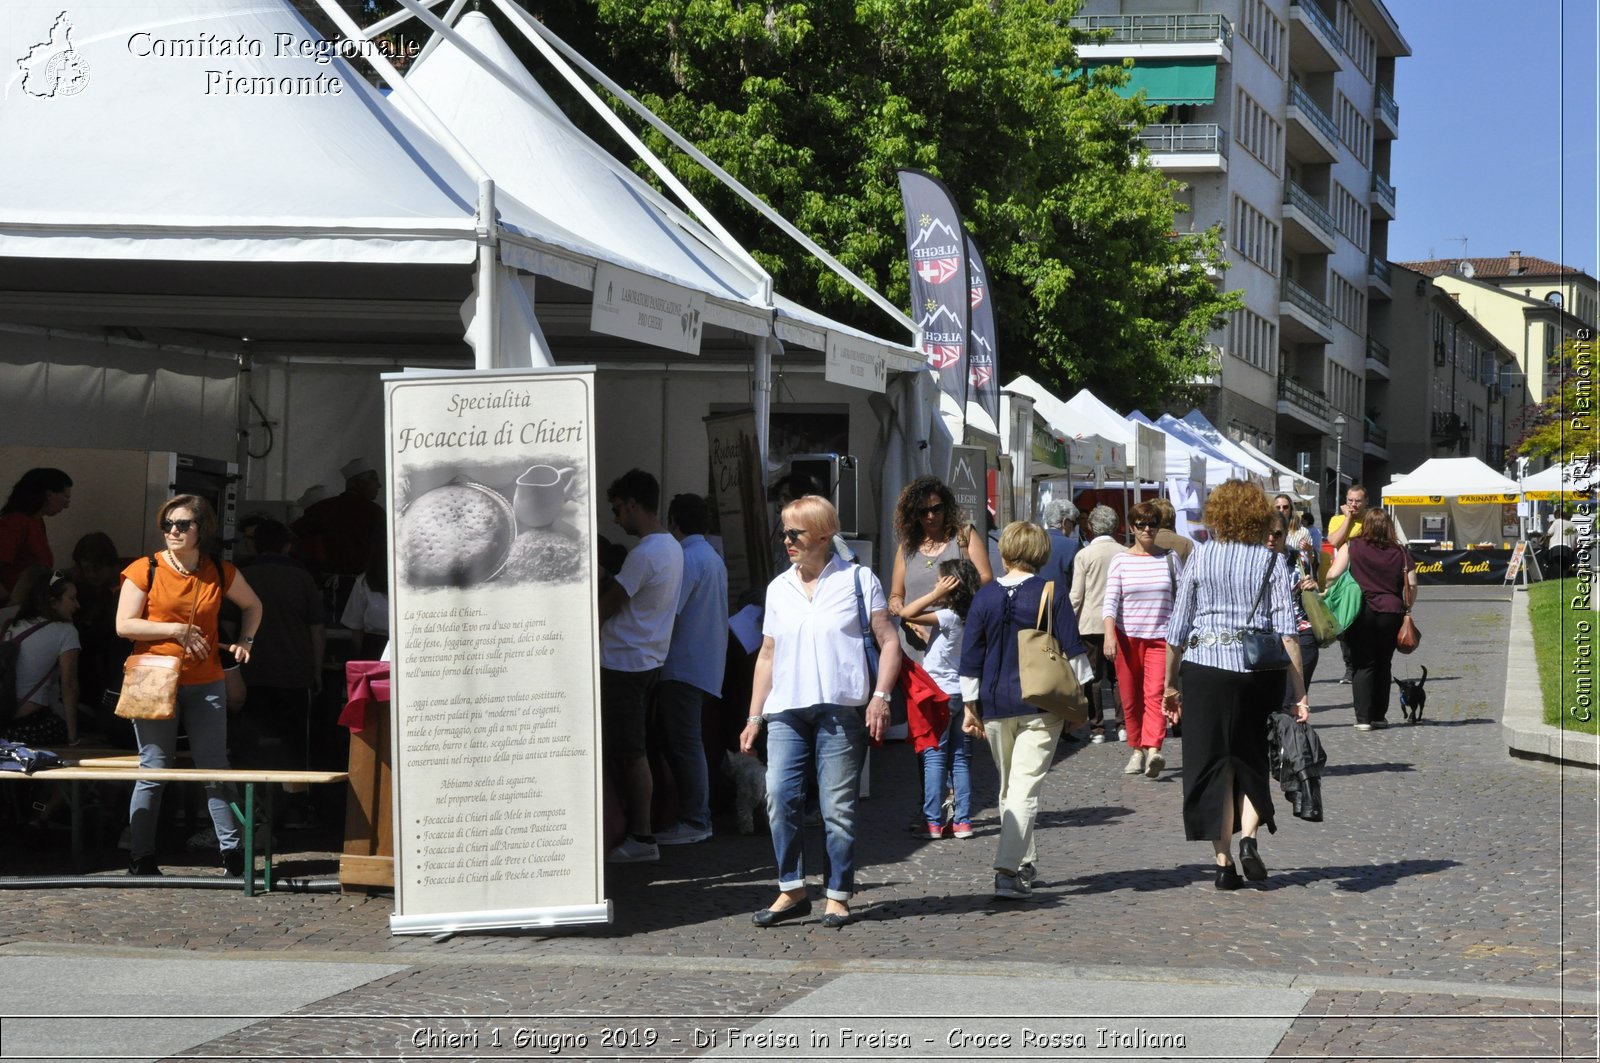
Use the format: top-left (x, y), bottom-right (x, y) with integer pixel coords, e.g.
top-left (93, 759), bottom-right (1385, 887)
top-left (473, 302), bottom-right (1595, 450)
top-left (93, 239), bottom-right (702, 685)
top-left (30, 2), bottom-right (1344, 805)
top-left (1164, 481), bottom-right (1308, 889)
top-left (1327, 507), bottom-right (1416, 730)
top-left (959, 521), bottom-right (1091, 900)
top-left (741, 495), bottom-right (900, 929)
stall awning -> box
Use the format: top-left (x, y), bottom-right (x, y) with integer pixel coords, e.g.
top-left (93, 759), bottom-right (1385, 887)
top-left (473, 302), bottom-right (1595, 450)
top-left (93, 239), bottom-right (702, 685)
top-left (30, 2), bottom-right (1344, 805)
top-left (1082, 59), bottom-right (1218, 105)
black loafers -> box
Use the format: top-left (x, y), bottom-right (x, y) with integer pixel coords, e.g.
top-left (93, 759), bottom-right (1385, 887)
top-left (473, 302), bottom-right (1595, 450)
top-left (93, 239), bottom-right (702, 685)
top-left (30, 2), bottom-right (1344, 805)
top-left (1214, 862), bottom-right (1242, 890)
top-left (819, 910), bottom-right (852, 929)
top-left (1238, 837), bottom-right (1268, 881)
top-left (752, 899), bottom-right (811, 927)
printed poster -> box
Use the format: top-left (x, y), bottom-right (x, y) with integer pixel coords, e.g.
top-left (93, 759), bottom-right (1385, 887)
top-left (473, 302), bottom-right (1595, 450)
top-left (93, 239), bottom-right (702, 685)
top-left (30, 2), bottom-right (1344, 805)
top-left (384, 367), bottom-right (608, 935)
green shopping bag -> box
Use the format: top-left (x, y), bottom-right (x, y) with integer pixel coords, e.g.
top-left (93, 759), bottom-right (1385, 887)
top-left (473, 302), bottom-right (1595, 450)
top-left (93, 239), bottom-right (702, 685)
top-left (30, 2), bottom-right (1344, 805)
top-left (1301, 586), bottom-right (1340, 646)
top-left (1322, 570), bottom-right (1362, 634)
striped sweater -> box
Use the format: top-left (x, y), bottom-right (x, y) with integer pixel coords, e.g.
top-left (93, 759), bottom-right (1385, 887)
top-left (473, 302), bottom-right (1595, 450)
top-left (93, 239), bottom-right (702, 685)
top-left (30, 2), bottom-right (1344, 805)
top-left (1103, 550), bottom-right (1179, 640)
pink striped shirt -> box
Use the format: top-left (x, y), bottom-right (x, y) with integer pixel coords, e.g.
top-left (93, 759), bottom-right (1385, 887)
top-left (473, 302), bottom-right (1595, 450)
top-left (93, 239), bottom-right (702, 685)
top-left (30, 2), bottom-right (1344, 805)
top-left (1103, 550), bottom-right (1179, 639)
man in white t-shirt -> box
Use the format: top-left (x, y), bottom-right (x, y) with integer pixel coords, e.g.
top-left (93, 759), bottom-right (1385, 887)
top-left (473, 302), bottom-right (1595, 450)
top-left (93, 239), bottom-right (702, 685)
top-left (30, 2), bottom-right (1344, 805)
top-left (599, 469), bottom-right (684, 864)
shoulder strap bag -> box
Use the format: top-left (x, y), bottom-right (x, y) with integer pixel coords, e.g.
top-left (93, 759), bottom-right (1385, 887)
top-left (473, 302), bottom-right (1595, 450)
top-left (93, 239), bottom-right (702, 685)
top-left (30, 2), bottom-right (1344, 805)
top-left (1295, 553), bottom-right (1340, 647)
top-left (1241, 555), bottom-right (1291, 672)
top-left (852, 566), bottom-right (880, 681)
top-left (1015, 580), bottom-right (1089, 726)
top-left (114, 554), bottom-right (196, 721)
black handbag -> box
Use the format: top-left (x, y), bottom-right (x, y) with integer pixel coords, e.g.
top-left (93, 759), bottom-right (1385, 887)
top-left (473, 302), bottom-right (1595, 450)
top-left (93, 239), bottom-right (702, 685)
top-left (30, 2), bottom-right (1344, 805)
top-left (1242, 556), bottom-right (1290, 672)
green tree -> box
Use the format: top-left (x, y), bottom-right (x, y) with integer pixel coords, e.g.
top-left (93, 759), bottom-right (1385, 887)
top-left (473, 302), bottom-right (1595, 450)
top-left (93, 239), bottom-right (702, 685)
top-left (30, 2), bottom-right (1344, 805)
top-left (532, 0), bottom-right (1239, 410)
top-left (1517, 337), bottom-right (1600, 463)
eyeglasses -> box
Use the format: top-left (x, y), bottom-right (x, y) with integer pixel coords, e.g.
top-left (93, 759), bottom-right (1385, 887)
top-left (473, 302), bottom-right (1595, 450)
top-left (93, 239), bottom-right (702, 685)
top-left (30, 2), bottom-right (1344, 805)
top-left (781, 528), bottom-right (806, 544)
top-left (160, 519), bottom-right (198, 535)
top-left (48, 570), bottom-right (66, 586)
top-left (918, 504), bottom-right (944, 517)
top-left (1267, 530), bottom-right (1285, 539)
top-left (1131, 521), bottom-right (1157, 530)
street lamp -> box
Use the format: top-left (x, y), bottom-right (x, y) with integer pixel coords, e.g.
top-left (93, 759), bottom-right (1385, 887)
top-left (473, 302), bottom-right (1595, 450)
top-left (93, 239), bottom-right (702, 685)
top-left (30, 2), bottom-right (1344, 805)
top-left (1332, 413), bottom-right (1347, 509)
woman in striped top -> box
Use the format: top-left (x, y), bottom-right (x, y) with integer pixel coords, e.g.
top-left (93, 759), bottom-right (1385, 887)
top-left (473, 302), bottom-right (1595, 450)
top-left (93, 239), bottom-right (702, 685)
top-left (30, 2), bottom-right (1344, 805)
top-left (1163, 481), bottom-right (1309, 890)
top-left (1103, 500), bottom-right (1179, 779)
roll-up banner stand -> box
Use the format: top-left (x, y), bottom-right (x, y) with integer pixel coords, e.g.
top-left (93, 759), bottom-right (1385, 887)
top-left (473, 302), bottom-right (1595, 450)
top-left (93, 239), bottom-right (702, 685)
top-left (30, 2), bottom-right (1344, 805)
top-left (383, 367), bottom-right (609, 935)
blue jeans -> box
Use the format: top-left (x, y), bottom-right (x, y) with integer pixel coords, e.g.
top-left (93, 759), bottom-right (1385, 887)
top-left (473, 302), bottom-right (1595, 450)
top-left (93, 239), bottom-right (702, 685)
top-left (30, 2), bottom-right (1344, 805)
top-left (128, 680), bottom-right (240, 860)
top-left (765, 703), bottom-right (867, 901)
top-left (655, 679), bottom-right (711, 832)
top-left (921, 693), bottom-right (971, 824)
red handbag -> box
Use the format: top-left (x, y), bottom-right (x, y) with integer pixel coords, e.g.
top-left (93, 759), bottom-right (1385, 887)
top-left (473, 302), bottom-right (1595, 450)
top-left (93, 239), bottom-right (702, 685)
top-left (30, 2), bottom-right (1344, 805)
top-left (1396, 613), bottom-right (1421, 654)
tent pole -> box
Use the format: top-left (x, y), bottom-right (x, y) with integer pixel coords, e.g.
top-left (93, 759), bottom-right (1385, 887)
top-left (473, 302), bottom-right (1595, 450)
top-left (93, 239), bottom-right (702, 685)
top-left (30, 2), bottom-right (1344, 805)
top-left (754, 333), bottom-right (775, 478)
top-left (236, 341), bottom-right (254, 505)
top-left (476, 179), bottom-right (498, 370)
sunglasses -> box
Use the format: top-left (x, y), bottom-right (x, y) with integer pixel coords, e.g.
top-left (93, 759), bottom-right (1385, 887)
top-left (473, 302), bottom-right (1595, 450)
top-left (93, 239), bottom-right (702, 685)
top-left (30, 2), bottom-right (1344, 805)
top-left (160, 519), bottom-right (198, 535)
top-left (918, 504), bottom-right (944, 517)
top-left (1131, 521), bottom-right (1157, 530)
top-left (781, 528), bottom-right (807, 544)
top-left (48, 570), bottom-right (67, 586)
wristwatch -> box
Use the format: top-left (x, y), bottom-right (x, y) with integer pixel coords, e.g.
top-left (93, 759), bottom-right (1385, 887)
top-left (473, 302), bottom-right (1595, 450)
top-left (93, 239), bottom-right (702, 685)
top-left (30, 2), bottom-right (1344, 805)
top-left (871, 691), bottom-right (891, 702)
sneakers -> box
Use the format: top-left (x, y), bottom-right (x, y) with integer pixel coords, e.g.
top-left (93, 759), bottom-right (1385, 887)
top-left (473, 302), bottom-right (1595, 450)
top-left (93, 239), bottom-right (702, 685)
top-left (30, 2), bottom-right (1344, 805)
top-left (1340, 671), bottom-right (1354, 684)
top-left (1123, 749), bottom-right (1146, 774)
top-left (1118, 726), bottom-right (1127, 742)
top-left (952, 821), bottom-right (974, 839)
top-left (1353, 722), bottom-right (1373, 731)
top-left (994, 870), bottom-right (1032, 899)
top-left (1145, 751), bottom-right (1166, 779)
top-left (1089, 731), bottom-right (1106, 745)
top-left (186, 826), bottom-right (218, 852)
top-left (221, 848), bottom-right (246, 877)
top-left (655, 822), bottom-right (712, 845)
top-left (127, 856), bottom-right (162, 877)
top-left (921, 822), bottom-right (944, 839)
top-left (605, 837), bottom-right (660, 863)
top-left (1370, 719), bottom-right (1389, 730)
top-left (1019, 862), bottom-right (1037, 886)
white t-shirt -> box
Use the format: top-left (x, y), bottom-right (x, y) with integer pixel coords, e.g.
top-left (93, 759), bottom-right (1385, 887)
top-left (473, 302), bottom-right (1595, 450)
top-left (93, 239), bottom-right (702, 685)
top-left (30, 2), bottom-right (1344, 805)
top-left (761, 558), bottom-right (886, 712)
top-left (6, 618), bottom-right (79, 708)
top-left (921, 608), bottom-right (964, 697)
top-left (601, 532), bottom-right (684, 672)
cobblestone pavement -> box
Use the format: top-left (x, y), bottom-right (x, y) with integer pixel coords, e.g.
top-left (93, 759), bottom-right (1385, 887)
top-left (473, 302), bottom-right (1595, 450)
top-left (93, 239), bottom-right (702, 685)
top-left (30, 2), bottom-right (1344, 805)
top-left (0, 587), bottom-right (1595, 1061)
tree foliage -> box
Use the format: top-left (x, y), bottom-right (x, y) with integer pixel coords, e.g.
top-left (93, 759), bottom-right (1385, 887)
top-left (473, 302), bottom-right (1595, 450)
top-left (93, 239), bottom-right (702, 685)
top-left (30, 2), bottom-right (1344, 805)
top-left (1517, 337), bottom-right (1599, 463)
top-left (523, 0), bottom-right (1239, 410)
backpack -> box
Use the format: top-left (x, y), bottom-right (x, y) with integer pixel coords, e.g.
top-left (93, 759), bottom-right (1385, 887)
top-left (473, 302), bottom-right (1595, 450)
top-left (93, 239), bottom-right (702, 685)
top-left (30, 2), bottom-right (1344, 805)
top-left (0, 620), bottom-right (53, 725)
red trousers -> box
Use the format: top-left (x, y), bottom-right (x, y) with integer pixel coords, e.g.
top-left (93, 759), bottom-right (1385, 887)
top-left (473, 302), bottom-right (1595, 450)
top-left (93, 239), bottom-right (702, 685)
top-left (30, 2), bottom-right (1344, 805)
top-left (1112, 630), bottom-right (1167, 750)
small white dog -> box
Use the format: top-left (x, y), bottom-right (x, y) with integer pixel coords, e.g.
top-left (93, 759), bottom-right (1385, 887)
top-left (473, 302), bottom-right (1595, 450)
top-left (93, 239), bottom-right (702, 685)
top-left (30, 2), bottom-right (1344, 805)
top-left (721, 751), bottom-right (768, 835)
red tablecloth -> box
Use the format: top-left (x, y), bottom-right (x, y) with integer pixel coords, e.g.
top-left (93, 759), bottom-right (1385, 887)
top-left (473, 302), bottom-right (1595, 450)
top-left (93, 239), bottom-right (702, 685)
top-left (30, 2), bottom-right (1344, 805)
top-left (341, 660), bottom-right (390, 733)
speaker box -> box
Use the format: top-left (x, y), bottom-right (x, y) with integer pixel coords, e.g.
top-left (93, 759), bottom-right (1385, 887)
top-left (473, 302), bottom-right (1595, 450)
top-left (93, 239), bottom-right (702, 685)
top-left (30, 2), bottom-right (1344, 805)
top-left (787, 453), bottom-right (858, 536)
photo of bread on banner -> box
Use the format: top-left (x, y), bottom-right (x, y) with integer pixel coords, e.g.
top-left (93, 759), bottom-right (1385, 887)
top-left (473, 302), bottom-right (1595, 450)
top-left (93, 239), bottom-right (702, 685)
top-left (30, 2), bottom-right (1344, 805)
top-left (399, 456), bottom-right (588, 589)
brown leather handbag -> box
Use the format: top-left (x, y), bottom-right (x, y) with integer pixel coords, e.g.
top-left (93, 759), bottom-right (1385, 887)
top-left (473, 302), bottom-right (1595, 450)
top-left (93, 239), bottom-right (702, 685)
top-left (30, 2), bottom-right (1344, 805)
top-left (114, 563), bottom-right (198, 721)
top-left (1395, 613), bottom-right (1421, 654)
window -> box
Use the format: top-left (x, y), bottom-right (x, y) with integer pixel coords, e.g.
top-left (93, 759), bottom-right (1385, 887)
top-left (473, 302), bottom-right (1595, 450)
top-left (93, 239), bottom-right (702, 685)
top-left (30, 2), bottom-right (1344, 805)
top-left (1227, 307), bottom-right (1277, 372)
top-left (1231, 195), bottom-right (1280, 275)
top-left (1233, 87), bottom-right (1283, 174)
top-left (1326, 361), bottom-right (1361, 418)
top-left (1335, 91), bottom-right (1372, 165)
top-left (1331, 181), bottom-right (1368, 251)
top-left (1336, 2), bottom-right (1376, 81)
top-left (1240, 0), bottom-right (1286, 76)
top-left (1330, 271), bottom-right (1366, 334)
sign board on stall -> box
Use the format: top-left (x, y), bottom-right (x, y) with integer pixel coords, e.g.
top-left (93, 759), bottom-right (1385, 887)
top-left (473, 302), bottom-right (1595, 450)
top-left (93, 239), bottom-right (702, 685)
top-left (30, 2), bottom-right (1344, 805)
top-left (949, 446), bottom-right (988, 528)
top-left (589, 263), bottom-right (705, 355)
top-left (824, 331), bottom-right (888, 393)
top-left (705, 409), bottom-right (770, 599)
top-left (384, 367), bottom-right (608, 935)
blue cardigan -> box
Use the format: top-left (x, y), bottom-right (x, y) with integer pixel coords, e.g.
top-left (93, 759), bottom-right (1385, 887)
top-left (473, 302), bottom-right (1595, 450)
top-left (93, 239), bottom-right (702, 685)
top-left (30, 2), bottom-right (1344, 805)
top-left (959, 574), bottom-right (1087, 720)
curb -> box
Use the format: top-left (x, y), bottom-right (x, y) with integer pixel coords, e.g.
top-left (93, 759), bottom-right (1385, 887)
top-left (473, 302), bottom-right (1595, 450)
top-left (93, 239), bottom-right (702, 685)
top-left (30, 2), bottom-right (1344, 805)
top-left (1503, 587), bottom-right (1598, 768)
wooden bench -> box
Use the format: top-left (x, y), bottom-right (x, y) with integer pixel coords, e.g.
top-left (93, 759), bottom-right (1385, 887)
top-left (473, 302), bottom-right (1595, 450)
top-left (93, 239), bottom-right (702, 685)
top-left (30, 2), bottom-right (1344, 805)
top-left (2, 762), bottom-right (348, 896)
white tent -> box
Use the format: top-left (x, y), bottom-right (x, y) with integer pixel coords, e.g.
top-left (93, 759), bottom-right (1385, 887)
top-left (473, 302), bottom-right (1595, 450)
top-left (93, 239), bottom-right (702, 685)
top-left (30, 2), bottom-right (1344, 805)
top-left (1127, 410), bottom-right (1210, 485)
top-left (1155, 414), bottom-right (1252, 482)
top-left (1521, 460), bottom-right (1599, 501)
top-left (1002, 377), bottom-right (1135, 481)
top-left (1383, 457), bottom-right (1522, 546)
top-left (1237, 439), bottom-right (1317, 501)
top-left (1178, 410), bottom-right (1274, 483)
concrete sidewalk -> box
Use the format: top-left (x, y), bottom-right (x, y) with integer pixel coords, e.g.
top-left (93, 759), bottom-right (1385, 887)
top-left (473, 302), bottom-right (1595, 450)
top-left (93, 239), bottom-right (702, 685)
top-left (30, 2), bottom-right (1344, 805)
top-left (0, 586), bottom-right (1593, 1061)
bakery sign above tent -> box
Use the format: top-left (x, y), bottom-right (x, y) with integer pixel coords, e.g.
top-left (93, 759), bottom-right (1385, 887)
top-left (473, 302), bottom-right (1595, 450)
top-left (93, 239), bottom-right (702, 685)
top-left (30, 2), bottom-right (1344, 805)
top-left (589, 263), bottom-right (706, 355)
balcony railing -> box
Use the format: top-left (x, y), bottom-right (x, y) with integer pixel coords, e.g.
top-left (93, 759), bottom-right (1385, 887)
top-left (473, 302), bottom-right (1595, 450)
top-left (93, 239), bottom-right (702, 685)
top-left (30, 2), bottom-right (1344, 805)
top-left (1368, 255), bottom-right (1391, 285)
top-left (1277, 376), bottom-right (1330, 419)
top-left (1138, 123), bottom-right (1229, 155)
top-left (1288, 82), bottom-right (1339, 144)
top-left (1366, 335), bottom-right (1390, 365)
top-left (1281, 277), bottom-right (1334, 326)
top-left (1284, 182), bottom-right (1336, 236)
top-left (1375, 83), bottom-right (1399, 127)
top-left (1372, 172), bottom-right (1395, 206)
top-left (1365, 420), bottom-right (1388, 448)
top-left (1068, 13), bottom-right (1232, 45)
top-left (1289, 0), bottom-right (1342, 46)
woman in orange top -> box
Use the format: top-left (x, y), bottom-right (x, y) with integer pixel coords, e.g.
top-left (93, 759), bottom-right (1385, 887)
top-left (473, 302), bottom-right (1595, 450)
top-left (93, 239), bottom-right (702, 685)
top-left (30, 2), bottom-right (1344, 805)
top-left (116, 495), bottom-right (262, 877)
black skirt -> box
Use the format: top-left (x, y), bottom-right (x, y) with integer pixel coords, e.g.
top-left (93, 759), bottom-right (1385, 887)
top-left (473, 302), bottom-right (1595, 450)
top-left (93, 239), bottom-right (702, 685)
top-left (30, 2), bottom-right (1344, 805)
top-left (1179, 660), bottom-right (1283, 841)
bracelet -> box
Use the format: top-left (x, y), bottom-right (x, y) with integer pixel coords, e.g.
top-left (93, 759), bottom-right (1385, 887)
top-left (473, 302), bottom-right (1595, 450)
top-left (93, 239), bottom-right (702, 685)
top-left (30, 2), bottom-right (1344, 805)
top-left (746, 715), bottom-right (765, 726)
top-left (871, 691), bottom-right (890, 702)
top-left (241, 636), bottom-right (255, 644)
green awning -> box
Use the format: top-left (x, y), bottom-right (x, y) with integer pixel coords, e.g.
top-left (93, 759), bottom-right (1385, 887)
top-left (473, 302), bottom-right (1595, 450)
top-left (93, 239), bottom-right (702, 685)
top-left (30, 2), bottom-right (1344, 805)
top-left (1082, 59), bottom-right (1217, 105)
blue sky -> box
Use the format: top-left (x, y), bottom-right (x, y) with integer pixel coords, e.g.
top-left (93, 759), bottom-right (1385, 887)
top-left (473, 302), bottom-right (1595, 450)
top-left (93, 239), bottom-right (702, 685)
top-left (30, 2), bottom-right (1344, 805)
top-left (1386, 0), bottom-right (1598, 273)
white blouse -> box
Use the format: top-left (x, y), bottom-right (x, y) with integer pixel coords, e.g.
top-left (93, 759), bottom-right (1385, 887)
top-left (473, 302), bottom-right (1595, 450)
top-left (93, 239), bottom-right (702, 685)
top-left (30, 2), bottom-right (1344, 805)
top-left (760, 558), bottom-right (886, 712)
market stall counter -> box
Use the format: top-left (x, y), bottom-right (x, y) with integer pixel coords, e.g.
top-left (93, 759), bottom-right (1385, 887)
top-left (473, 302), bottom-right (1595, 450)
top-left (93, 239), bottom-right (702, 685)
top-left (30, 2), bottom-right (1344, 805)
top-left (1407, 543), bottom-right (1522, 585)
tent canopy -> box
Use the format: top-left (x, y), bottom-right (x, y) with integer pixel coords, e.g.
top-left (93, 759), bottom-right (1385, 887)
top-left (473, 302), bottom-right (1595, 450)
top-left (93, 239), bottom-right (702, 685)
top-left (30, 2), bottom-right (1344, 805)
top-left (1522, 460), bottom-right (1598, 501)
top-left (1383, 458), bottom-right (1521, 504)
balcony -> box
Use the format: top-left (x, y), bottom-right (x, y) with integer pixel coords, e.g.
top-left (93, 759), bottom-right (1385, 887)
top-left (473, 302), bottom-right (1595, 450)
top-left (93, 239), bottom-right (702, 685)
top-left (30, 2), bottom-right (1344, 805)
top-left (1288, 0), bottom-right (1343, 73)
top-left (1279, 277), bottom-right (1335, 344)
top-left (1282, 182), bottom-right (1336, 253)
top-left (1364, 419), bottom-right (1388, 459)
top-left (1138, 123), bottom-right (1229, 172)
top-left (1371, 172), bottom-right (1396, 219)
top-left (1365, 335), bottom-right (1391, 379)
top-left (1367, 254), bottom-right (1392, 300)
top-left (1276, 375), bottom-right (1332, 433)
top-left (1070, 13), bottom-right (1233, 62)
top-left (1374, 83), bottom-right (1399, 139)
top-left (1286, 82), bottom-right (1339, 164)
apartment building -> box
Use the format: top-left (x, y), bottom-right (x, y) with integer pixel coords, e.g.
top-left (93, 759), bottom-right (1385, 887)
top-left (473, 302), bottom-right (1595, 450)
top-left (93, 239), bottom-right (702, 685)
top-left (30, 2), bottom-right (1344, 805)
top-left (1071, 0), bottom-right (1408, 507)
top-left (1385, 264), bottom-right (1525, 475)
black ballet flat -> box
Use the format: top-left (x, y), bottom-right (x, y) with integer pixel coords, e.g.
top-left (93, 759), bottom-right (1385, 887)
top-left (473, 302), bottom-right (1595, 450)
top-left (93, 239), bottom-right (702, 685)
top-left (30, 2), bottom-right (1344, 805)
top-left (1238, 837), bottom-right (1268, 881)
top-left (1214, 862), bottom-right (1242, 890)
top-left (752, 899), bottom-right (811, 927)
top-left (819, 910), bottom-right (852, 929)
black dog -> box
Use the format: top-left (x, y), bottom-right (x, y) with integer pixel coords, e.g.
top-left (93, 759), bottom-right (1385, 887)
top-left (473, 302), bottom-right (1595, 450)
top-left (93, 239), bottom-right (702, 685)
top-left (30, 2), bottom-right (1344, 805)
top-left (1394, 666), bottom-right (1428, 724)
